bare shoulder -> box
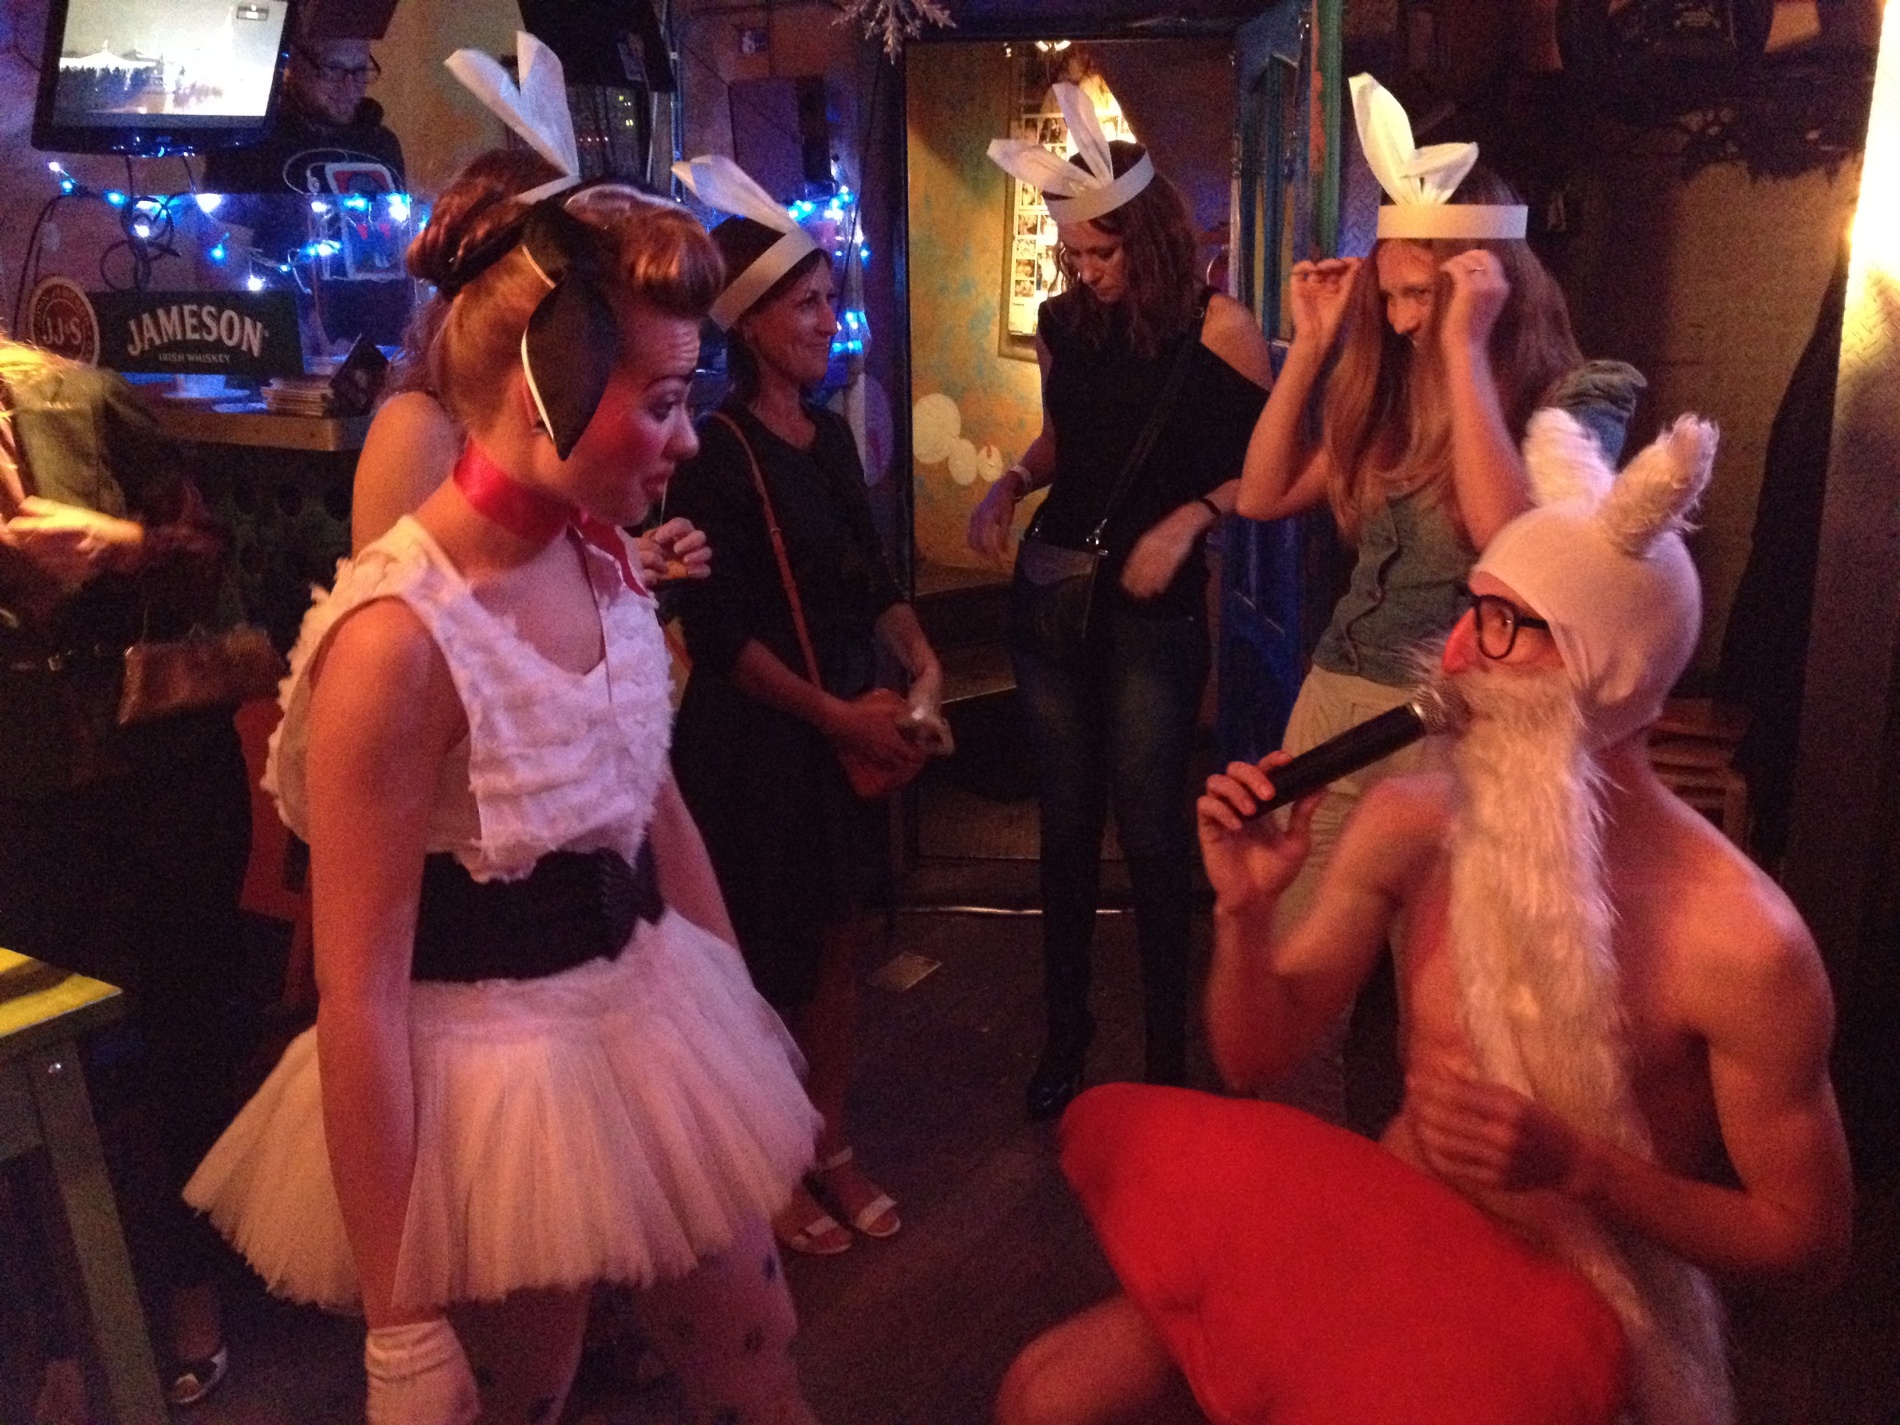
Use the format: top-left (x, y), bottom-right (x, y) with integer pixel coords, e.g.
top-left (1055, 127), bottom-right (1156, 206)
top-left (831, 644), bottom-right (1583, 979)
top-left (310, 596), bottom-right (454, 721)
top-left (1657, 805), bottom-right (1832, 1039)
top-left (1333, 771), bottom-right (1455, 892)
top-left (365, 390), bottom-right (459, 451)
top-left (1201, 294), bottom-right (1274, 389)
top-left (355, 393), bottom-right (462, 550)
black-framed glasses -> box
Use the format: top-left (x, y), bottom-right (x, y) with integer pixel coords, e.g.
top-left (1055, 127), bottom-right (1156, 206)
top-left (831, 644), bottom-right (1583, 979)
top-left (1456, 582), bottom-right (1550, 660)
top-left (298, 48), bottom-right (381, 84)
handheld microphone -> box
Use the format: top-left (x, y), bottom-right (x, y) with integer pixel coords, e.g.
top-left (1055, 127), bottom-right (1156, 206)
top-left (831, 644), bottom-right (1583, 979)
top-left (1243, 681), bottom-right (1468, 819)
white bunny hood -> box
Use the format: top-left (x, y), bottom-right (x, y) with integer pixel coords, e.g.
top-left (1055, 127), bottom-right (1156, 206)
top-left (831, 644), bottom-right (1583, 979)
top-left (1475, 409), bottom-right (1718, 748)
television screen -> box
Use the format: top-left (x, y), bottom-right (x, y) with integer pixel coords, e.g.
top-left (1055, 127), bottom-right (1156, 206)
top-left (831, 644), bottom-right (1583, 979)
top-left (32, 0), bottom-right (293, 156)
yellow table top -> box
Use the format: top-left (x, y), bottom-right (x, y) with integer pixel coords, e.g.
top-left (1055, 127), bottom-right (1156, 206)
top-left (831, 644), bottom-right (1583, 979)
top-left (0, 948), bottom-right (123, 1059)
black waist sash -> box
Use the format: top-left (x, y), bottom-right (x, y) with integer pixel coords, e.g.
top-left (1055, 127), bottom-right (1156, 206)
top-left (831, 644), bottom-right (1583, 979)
top-left (411, 842), bottom-right (662, 983)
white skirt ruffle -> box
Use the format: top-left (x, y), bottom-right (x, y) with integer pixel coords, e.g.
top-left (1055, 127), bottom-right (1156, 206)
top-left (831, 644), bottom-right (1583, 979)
top-left (184, 911), bottom-right (818, 1312)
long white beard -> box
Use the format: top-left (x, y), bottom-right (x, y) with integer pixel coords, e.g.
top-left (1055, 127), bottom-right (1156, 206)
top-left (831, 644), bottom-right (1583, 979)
top-left (1446, 667), bottom-right (1731, 1425)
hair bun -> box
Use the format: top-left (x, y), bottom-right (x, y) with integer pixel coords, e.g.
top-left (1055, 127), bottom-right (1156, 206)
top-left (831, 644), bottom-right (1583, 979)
top-left (405, 149), bottom-right (564, 292)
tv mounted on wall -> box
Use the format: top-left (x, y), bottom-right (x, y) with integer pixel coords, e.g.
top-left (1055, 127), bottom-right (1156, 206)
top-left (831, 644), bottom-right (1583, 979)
top-left (32, 0), bottom-right (295, 157)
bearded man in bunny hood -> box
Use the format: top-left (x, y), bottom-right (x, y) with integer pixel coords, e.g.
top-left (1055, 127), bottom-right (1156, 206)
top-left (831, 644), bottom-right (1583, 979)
top-left (1395, 409), bottom-right (1851, 1424)
top-left (1014, 411), bottom-right (1857, 1425)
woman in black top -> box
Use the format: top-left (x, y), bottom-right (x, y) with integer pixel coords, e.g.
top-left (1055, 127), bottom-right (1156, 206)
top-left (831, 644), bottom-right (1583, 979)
top-left (669, 202), bottom-right (944, 1256)
top-left (973, 108), bottom-right (1273, 1119)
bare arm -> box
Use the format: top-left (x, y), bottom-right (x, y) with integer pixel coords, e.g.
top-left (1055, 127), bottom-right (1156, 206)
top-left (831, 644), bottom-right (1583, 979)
top-left (353, 393), bottom-right (465, 553)
top-left (1409, 916), bottom-right (1854, 1289)
top-left (647, 770), bottom-right (738, 950)
top-left (1118, 298), bottom-right (1273, 599)
top-left (305, 598), bottom-right (464, 1327)
top-left (1199, 760), bottom-right (1419, 1092)
top-left (1235, 259), bottom-right (1358, 523)
top-left (968, 338), bottom-right (1057, 560)
top-left (1436, 252), bottom-right (1533, 549)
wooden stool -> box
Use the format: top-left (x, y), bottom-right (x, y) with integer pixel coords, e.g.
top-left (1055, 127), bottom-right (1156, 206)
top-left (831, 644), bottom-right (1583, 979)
top-left (0, 948), bottom-right (166, 1424)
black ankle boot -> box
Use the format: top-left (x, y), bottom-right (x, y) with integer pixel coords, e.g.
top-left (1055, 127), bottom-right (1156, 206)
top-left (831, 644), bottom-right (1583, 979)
top-left (1026, 1012), bottom-right (1094, 1122)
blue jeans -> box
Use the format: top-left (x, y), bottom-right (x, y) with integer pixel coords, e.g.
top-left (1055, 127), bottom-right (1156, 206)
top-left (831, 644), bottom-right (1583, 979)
top-left (1011, 599), bottom-right (1210, 1080)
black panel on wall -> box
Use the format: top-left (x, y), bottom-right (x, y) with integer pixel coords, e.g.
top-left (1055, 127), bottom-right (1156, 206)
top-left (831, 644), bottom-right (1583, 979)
top-left (301, 0), bottom-right (402, 40)
top-left (515, 0), bottom-right (676, 90)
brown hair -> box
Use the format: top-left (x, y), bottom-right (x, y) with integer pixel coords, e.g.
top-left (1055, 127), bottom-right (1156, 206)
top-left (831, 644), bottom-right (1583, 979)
top-left (1053, 141), bottom-right (1201, 359)
top-left (1322, 166), bottom-right (1581, 542)
top-left (404, 158), bottom-right (724, 434)
top-left (391, 148), bottom-right (562, 398)
top-left (708, 215), bottom-right (830, 406)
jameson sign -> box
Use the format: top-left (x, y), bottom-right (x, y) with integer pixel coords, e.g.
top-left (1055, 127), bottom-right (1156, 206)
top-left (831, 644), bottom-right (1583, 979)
top-left (91, 290), bottom-right (302, 377)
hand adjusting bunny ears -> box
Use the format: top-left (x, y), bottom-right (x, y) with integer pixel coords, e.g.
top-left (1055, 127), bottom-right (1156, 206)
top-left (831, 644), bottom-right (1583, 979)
top-left (1351, 73), bottom-right (1526, 241)
top-left (1475, 410), bottom-right (1719, 747)
top-left (437, 32), bottom-right (626, 459)
top-left (985, 82), bottom-right (1153, 226)
top-left (671, 155), bottom-right (821, 331)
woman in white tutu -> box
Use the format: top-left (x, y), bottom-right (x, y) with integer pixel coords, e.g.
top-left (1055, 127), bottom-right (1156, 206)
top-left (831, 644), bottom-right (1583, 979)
top-left (184, 40), bottom-right (824, 1425)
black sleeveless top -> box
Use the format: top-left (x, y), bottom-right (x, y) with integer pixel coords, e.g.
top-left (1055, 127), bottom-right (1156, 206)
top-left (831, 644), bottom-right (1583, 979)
top-left (1033, 288), bottom-right (1268, 617)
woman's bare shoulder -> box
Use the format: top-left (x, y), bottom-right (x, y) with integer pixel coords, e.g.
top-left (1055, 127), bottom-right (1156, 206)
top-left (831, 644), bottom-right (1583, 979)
top-left (1200, 293), bottom-right (1274, 390)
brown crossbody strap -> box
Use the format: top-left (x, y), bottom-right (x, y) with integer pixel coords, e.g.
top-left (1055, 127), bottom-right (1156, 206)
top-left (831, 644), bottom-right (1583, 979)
top-left (708, 410), bottom-right (824, 687)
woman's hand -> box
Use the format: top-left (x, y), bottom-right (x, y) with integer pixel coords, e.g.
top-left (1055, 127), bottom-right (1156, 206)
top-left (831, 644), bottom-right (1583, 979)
top-left (1118, 499), bottom-right (1214, 600)
top-left (1197, 753), bottom-right (1322, 913)
top-left (1439, 249), bottom-right (1511, 363)
top-left (0, 496), bottom-right (143, 587)
top-left (637, 516), bottom-right (711, 585)
top-left (967, 472), bottom-right (1022, 561)
top-left (1287, 257), bottom-right (1363, 352)
top-left (823, 694), bottom-right (926, 772)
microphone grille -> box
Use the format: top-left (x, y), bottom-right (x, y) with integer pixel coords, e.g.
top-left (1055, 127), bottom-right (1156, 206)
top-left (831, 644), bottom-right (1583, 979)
top-left (1412, 680), bottom-right (1469, 735)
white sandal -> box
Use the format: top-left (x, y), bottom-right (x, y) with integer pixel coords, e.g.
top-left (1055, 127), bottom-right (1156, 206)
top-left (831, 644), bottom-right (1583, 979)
top-left (816, 1147), bottom-right (900, 1239)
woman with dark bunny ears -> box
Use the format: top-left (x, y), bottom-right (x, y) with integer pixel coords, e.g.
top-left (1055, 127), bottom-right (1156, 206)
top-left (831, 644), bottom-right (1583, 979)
top-left (666, 155), bottom-right (948, 1258)
top-left (184, 36), bottom-right (824, 1425)
top-left (973, 84), bottom-right (1274, 1120)
top-left (351, 146), bottom-right (711, 587)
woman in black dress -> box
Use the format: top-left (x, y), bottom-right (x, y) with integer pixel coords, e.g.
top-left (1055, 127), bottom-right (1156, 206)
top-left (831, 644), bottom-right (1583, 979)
top-left (973, 87), bottom-right (1274, 1119)
top-left (668, 162), bottom-right (945, 1256)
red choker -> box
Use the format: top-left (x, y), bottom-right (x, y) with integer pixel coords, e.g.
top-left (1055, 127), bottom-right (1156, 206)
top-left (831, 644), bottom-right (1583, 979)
top-left (450, 443), bottom-right (648, 596)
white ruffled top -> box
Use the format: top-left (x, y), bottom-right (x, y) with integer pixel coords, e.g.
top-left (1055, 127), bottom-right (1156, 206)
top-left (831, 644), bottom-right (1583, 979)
top-left (263, 516), bottom-right (673, 879)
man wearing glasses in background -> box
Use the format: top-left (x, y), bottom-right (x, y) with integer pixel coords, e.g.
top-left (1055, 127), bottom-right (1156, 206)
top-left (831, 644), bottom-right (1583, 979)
top-left (203, 31), bottom-right (404, 203)
top-left (1001, 414), bottom-right (1853, 1425)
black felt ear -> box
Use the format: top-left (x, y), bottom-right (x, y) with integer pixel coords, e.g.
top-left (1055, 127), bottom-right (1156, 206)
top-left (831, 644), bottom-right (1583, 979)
top-left (520, 203), bottom-right (620, 459)
top-left (524, 279), bottom-right (618, 459)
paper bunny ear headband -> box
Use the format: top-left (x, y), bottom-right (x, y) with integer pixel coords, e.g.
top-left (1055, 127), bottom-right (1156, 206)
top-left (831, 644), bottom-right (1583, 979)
top-left (1476, 409), bottom-right (1718, 747)
top-left (439, 32), bottom-right (675, 458)
top-left (985, 82), bottom-right (1154, 226)
top-left (671, 155), bottom-right (821, 330)
top-left (1350, 73), bottom-right (1526, 241)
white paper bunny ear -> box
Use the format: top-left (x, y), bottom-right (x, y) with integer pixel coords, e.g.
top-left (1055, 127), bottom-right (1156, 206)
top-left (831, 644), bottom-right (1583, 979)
top-left (1349, 73), bottom-right (1524, 241)
top-left (1598, 415), bottom-right (1717, 556)
top-left (985, 82), bottom-right (1153, 226)
top-left (671, 154), bottom-right (820, 330)
top-left (445, 33), bottom-right (581, 204)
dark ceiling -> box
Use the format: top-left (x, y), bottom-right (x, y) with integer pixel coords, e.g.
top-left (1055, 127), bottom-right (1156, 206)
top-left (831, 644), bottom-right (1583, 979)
top-left (908, 0), bottom-right (1274, 40)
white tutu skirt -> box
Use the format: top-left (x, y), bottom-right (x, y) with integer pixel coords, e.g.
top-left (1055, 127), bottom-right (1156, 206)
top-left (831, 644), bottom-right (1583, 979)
top-left (184, 911), bottom-right (818, 1312)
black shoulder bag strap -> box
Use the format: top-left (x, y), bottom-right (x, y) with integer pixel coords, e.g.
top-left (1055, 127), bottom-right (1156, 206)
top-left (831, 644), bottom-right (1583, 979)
top-left (1079, 287), bottom-right (1213, 554)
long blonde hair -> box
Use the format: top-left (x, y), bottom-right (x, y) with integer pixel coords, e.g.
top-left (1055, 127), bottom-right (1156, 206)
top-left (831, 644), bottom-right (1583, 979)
top-left (1323, 168), bottom-right (1581, 543)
